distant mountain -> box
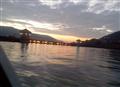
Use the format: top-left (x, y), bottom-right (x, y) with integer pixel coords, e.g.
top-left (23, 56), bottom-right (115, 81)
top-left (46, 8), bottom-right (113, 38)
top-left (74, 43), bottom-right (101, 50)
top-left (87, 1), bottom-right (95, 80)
top-left (31, 34), bottom-right (57, 42)
top-left (100, 31), bottom-right (120, 43)
top-left (0, 26), bottom-right (57, 42)
top-left (0, 26), bottom-right (20, 38)
top-left (70, 31), bottom-right (120, 49)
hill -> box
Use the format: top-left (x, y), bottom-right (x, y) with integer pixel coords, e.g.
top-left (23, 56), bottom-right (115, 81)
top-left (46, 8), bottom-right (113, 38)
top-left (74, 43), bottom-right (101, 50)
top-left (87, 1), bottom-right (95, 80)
top-left (71, 31), bottom-right (120, 49)
top-left (31, 34), bottom-right (57, 42)
top-left (0, 26), bottom-right (20, 38)
top-left (0, 26), bottom-right (57, 42)
top-left (100, 31), bottom-right (120, 43)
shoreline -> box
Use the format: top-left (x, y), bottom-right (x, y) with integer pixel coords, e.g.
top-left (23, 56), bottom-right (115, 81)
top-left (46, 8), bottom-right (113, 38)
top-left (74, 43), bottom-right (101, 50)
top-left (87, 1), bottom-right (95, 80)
top-left (0, 40), bottom-right (120, 50)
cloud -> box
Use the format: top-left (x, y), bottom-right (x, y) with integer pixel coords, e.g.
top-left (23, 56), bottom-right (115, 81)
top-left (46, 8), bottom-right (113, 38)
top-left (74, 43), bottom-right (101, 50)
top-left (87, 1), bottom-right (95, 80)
top-left (92, 25), bottom-right (113, 33)
top-left (1, 18), bottom-right (63, 31)
top-left (37, 0), bottom-right (120, 14)
top-left (0, 8), bottom-right (3, 11)
top-left (92, 26), bottom-right (106, 31)
top-left (9, 0), bottom-right (14, 3)
top-left (38, 0), bottom-right (85, 9)
top-left (27, 3), bottom-right (36, 7)
top-left (69, 0), bottom-right (83, 4)
top-left (38, 0), bottom-right (62, 9)
top-left (106, 29), bottom-right (113, 33)
top-left (0, 21), bottom-right (26, 29)
top-left (83, 0), bottom-right (120, 14)
top-left (0, 0), bottom-right (119, 40)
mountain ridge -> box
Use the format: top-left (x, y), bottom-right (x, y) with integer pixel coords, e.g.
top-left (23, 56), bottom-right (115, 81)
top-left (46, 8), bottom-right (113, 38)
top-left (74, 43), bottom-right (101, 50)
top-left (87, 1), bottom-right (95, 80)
top-left (100, 31), bottom-right (120, 43)
top-left (0, 26), bottom-right (58, 42)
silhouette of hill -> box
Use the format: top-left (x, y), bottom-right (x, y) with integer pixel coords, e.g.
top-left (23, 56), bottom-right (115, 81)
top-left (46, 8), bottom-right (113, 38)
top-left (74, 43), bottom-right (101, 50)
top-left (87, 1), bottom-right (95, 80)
top-left (100, 31), bottom-right (120, 43)
top-left (31, 34), bottom-right (57, 42)
top-left (0, 26), bottom-right (20, 38)
top-left (0, 26), bottom-right (119, 49)
top-left (0, 26), bottom-right (58, 42)
top-left (71, 31), bottom-right (120, 49)
top-left (98, 31), bottom-right (120, 49)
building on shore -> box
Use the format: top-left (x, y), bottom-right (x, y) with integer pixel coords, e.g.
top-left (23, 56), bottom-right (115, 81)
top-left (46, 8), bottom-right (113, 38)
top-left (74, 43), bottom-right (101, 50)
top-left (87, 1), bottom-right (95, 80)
top-left (19, 29), bottom-right (31, 43)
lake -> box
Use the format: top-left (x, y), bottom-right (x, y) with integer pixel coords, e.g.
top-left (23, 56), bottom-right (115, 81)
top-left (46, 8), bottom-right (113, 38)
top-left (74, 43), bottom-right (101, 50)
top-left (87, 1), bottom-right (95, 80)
top-left (0, 42), bottom-right (120, 87)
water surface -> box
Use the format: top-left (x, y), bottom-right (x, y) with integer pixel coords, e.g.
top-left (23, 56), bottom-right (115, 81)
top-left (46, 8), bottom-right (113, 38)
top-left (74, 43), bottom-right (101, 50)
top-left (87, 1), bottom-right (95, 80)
top-left (0, 42), bottom-right (120, 87)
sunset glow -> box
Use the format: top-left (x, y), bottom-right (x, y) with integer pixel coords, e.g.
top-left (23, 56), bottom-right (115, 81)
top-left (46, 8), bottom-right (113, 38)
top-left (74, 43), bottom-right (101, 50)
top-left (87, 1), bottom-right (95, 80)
top-left (1, 0), bottom-right (119, 42)
top-left (33, 31), bottom-right (90, 42)
top-left (0, 19), bottom-right (90, 42)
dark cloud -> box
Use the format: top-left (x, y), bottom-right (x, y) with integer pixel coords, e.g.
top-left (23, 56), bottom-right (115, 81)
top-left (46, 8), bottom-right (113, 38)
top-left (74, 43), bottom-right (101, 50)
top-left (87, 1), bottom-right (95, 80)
top-left (0, 0), bottom-right (120, 39)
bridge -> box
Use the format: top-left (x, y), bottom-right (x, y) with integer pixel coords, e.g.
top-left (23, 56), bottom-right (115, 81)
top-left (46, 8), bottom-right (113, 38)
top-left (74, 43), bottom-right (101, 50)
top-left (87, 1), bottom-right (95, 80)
top-left (19, 29), bottom-right (69, 46)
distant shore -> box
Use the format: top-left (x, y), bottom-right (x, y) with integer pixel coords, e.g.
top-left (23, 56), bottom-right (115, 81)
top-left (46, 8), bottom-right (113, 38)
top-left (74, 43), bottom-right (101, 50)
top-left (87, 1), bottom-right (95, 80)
top-left (0, 40), bottom-right (120, 50)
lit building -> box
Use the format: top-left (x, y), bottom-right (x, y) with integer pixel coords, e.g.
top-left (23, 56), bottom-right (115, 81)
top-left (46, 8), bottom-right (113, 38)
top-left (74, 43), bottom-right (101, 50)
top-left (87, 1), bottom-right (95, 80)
top-left (19, 29), bottom-right (31, 43)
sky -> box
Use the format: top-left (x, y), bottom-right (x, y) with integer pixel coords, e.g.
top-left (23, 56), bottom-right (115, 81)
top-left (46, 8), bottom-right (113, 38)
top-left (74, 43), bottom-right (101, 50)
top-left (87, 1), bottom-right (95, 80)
top-left (0, 0), bottom-right (120, 42)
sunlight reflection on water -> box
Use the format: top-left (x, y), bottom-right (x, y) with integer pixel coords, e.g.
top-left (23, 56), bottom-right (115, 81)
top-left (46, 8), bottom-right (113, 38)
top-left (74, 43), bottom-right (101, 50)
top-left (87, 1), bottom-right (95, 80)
top-left (0, 42), bottom-right (120, 87)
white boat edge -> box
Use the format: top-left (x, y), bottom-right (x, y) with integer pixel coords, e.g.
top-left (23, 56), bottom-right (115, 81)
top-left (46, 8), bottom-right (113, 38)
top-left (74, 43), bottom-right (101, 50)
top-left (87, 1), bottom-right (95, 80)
top-left (0, 46), bottom-right (22, 87)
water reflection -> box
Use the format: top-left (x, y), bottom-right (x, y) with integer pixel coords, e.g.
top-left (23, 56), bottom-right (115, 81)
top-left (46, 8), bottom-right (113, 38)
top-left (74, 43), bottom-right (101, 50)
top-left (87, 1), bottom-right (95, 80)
top-left (75, 47), bottom-right (80, 59)
top-left (107, 50), bottom-right (120, 86)
top-left (73, 47), bottom-right (80, 69)
top-left (21, 43), bottom-right (28, 56)
top-left (20, 43), bottom-right (29, 63)
top-left (1, 42), bottom-right (120, 87)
